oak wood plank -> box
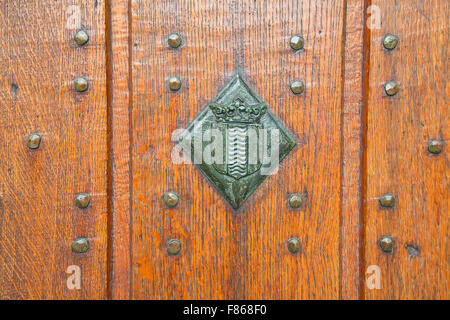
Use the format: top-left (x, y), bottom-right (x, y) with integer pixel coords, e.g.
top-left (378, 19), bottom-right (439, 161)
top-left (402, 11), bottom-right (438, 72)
top-left (340, 0), bottom-right (365, 300)
top-left (363, 0), bottom-right (449, 299)
top-left (131, 0), bottom-right (344, 299)
top-left (0, 0), bottom-right (108, 299)
top-left (108, 0), bottom-right (132, 300)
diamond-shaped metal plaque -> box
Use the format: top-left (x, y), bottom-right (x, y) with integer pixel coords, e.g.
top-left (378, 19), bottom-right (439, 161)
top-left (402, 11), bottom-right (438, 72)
top-left (179, 75), bottom-right (296, 209)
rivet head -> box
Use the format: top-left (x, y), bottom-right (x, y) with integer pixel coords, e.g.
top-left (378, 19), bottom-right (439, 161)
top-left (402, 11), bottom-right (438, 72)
top-left (169, 76), bottom-right (182, 91)
top-left (379, 236), bottom-right (394, 254)
top-left (74, 193), bottom-right (91, 209)
top-left (290, 80), bottom-right (304, 94)
top-left (383, 34), bottom-right (398, 50)
top-left (384, 81), bottom-right (398, 96)
top-left (166, 239), bottom-right (181, 256)
top-left (72, 237), bottom-right (90, 253)
top-left (26, 133), bottom-right (42, 150)
top-left (74, 30), bottom-right (89, 46)
top-left (287, 238), bottom-right (301, 254)
top-left (427, 139), bottom-right (443, 154)
top-left (288, 194), bottom-right (303, 209)
top-left (168, 33), bottom-right (182, 48)
top-left (290, 35), bottom-right (304, 50)
top-left (379, 193), bottom-right (396, 208)
top-left (163, 191), bottom-right (179, 208)
top-left (73, 77), bottom-right (89, 92)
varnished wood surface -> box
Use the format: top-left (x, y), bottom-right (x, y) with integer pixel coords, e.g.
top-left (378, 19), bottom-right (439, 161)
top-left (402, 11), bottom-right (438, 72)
top-left (0, 0), bottom-right (108, 299)
top-left (108, 0), bottom-right (132, 300)
top-left (0, 0), bottom-right (448, 300)
top-left (363, 0), bottom-right (449, 299)
top-left (340, 0), bottom-right (365, 300)
top-left (130, 0), bottom-right (344, 299)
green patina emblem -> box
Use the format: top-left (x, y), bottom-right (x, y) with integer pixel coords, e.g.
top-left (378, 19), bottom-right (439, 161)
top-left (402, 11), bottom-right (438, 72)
top-left (179, 75), bottom-right (296, 209)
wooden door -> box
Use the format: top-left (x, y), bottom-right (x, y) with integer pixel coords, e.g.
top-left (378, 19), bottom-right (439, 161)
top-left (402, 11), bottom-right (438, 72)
top-left (0, 0), bottom-right (447, 300)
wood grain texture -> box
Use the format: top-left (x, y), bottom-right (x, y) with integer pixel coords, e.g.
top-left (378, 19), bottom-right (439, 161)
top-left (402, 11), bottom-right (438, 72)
top-left (130, 0), bottom-right (344, 299)
top-left (340, 0), bottom-right (365, 300)
top-left (1, 0), bottom-right (447, 300)
top-left (108, 0), bottom-right (132, 300)
top-left (0, 1), bottom-right (108, 299)
top-left (363, 0), bottom-right (449, 299)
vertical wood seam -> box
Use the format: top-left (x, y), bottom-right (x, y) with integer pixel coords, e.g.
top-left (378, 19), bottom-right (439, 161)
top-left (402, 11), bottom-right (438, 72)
top-left (108, 0), bottom-right (132, 300)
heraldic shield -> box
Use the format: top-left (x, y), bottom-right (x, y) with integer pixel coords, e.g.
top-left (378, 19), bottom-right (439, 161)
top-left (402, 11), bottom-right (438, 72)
top-left (180, 75), bottom-right (296, 209)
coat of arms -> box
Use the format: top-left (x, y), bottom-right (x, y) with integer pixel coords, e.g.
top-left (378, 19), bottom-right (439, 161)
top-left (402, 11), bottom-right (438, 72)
top-left (178, 75), bottom-right (296, 209)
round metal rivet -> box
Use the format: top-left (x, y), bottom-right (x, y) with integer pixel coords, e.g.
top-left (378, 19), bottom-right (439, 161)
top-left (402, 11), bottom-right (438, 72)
top-left (169, 77), bottom-right (182, 91)
top-left (72, 237), bottom-right (90, 253)
top-left (289, 194), bottom-right (303, 209)
top-left (74, 193), bottom-right (91, 209)
top-left (384, 81), bottom-right (398, 96)
top-left (290, 80), bottom-right (304, 94)
top-left (163, 191), bottom-right (179, 208)
top-left (74, 77), bottom-right (89, 92)
top-left (290, 35), bottom-right (304, 50)
top-left (379, 193), bottom-right (396, 208)
top-left (287, 238), bottom-right (301, 254)
top-left (168, 33), bottom-right (182, 48)
top-left (383, 34), bottom-right (398, 50)
top-left (74, 30), bottom-right (89, 46)
top-left (26, 133), bottom-right (42, 150)
top-left (379, 236), bottom-right (394, 254)
top-left (427, 139), bottom-right (443, 155)
top-left (166, 239), bottom-right (181, 256)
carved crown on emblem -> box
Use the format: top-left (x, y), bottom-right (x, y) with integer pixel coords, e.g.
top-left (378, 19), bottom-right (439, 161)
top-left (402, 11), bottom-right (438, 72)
top-left (209, 98), bottom-right (267, 124)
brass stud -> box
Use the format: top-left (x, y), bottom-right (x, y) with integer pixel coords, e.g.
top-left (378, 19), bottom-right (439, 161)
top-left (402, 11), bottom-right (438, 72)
top-left (74, 193), bottom-right (91, 209)
top-left (72, 237), bottom-right (90, 253)
top-left (383, 34), bottom-right (398, 50)
top-left (379, 236), bottom-right (394, 254)
top-left (26, 133), bottom-right (42, 150)
top-left (427, 139), bottom-right (443, 155)
top-left (73, 77), bottom-right (89, 92)
top-left (74, 30), bottom-right (89, 46)
top-left (379, 193), bottom-right (396, 208)
top-left (169, 76), bottom-right (182, 91)
top-left (166, 239), bottom-right (181, 256)
top-left (384, 81), bottom-right (398, 96)
top-left (288, 193), bottom-right (303, 209)
top-left (287, 238), bottom-right (301, 254)
top-left (168, 33), bottom-right (182, 48)
top-left (290, 35), bottom-right (304, 51)
top-left (290, 80), bottom-right (304, 95)
top-left (163, 191), bottom-right (179, 208)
